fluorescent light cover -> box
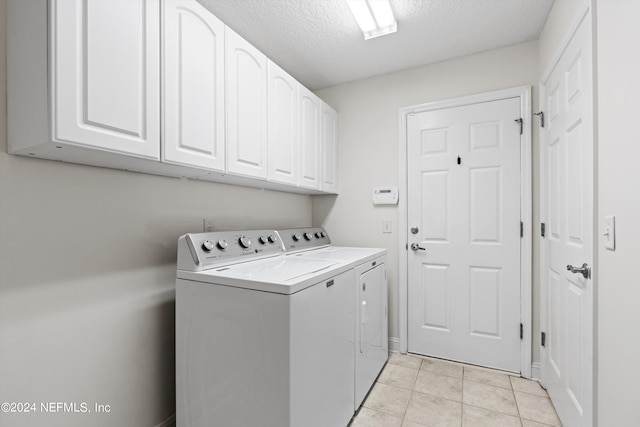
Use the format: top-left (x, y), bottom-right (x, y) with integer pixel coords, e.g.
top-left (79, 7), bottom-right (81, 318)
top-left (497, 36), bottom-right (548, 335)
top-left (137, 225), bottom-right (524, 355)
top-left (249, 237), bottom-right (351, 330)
top-left (347, 0), bottom-right (397, 40)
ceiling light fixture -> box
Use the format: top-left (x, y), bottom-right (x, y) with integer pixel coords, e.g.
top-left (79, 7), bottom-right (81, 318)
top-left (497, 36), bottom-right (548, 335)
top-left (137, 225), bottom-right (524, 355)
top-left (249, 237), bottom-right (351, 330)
top-left (347, 0), bottom-right (397, 40)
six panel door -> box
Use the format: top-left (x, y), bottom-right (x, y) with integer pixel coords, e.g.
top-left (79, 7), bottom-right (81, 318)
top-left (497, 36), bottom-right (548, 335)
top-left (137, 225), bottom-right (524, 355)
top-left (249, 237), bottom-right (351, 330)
top-left (540, 11), bottom-right (594, 427)
top-left (407, 98), bottom-right (522, 372)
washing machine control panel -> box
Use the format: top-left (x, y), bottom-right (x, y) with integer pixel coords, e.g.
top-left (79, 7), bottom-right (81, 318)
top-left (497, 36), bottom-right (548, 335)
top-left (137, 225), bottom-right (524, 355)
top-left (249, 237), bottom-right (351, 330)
top-left (180, 229), bottom-right (282, 271)
top-left (276, 227), bottom-right (331, 253)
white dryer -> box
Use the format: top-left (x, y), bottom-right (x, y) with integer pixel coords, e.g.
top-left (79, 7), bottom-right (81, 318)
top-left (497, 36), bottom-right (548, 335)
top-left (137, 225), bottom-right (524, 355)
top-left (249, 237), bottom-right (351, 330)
top-left (275, 228), bottom-right (389, 410)
top-left (176, 229), bottom-right (357, 427)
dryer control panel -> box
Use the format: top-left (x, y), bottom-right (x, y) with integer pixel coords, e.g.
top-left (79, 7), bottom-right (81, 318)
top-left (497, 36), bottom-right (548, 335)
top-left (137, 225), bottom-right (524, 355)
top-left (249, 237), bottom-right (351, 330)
top-left (177, 229), bottom-right (282, 271)
top-left (276, 227), bottom-right (331, 253)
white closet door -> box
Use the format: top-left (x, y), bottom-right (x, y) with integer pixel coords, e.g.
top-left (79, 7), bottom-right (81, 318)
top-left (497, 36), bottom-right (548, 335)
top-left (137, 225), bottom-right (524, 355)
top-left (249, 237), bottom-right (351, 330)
top-left (53, 0), bottom-right (160, 159)
top-left (163, 0), bottom-right (225, 171)
top-left (407, 97), bottom-right (522, 372)
top-left (540, 11), bottom-right (594, 427)
top-left (226, 28), bottom-right (268, 179)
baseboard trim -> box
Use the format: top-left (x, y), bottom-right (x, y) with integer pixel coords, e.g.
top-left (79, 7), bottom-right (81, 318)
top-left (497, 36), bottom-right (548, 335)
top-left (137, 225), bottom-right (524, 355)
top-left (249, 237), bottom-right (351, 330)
top-left (156, 414), bottom-right (176, 427)
top-left (530, 362), bottom-right (541, 380)
top-left (388, 337), bottom-right (400, 353)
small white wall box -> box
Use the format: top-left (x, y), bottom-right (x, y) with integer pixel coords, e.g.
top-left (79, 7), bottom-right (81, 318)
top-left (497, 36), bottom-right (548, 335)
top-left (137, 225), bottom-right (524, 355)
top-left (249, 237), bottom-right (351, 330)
top-left (372, 187), bottom-right (399, 205)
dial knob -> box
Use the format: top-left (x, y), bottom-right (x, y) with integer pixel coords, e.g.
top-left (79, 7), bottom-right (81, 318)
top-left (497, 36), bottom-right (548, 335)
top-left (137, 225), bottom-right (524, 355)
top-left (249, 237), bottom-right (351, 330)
top-left (202, 240), bottom-right (214, 252)
top-left (304, 232), bottom-right (313, 241)
top-left (267, 235), bottom-right (277, 244)
top-left (293, 233), bottom-right (302, 242)
top-left (320, 231), bottom-right (326, 238)
top-left (315, 232), bottom-right (322, 238)
top-left (238, 236), bottom-right (251, 248)
top-left (258, 236), bottom-right (268, 245)
top-left (216, 239), bottom-right (228, 250)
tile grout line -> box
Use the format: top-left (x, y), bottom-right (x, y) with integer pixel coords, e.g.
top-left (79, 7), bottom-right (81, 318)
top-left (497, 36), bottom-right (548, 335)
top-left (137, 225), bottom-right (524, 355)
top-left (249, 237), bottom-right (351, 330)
top-left (508, 375), bottom-right (525, 427)
top-left (380, 354), bottom-right (558, 427)
top-left (460, 366), bottom-right (465, 427)
top-left (400, 359), bottom-right (422, 426)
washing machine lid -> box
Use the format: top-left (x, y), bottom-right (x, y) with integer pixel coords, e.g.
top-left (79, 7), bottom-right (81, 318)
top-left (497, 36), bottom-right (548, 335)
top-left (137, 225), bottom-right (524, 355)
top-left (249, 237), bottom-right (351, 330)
top-left (177, 255), bottom-right (346, 294)
top-left (289, 246), bottom-right (387, 267)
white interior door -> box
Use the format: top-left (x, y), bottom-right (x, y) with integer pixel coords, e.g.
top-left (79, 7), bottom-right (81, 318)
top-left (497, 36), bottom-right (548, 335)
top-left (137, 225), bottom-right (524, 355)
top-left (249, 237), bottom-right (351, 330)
top-left (407, 97), bottom-right (522, 372)
top-left (540, 10), bottom-right (594, 427)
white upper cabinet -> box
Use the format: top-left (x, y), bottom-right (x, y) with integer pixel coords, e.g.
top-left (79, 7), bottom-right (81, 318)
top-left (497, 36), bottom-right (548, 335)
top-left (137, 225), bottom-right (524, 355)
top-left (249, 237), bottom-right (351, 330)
top-left (225, 28), bottom-right (268, 179)
top-left (298, 86), bottom-right (321, 190)
top-left (162, 0), bottom-right (225, 171)
top-left (321, 103), bottom-right (339, 194)
top-left (267, 61), bottom-right (298, 186)
top-left (53, 0), bottom-right (160, 159)
top-left (7, 0), bottom-right (338, 194)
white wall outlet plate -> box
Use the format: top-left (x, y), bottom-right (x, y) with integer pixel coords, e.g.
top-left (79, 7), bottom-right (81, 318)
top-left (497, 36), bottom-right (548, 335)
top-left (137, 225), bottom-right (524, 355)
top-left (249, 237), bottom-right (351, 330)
top-left (603, 215), bottom-right (615, 250)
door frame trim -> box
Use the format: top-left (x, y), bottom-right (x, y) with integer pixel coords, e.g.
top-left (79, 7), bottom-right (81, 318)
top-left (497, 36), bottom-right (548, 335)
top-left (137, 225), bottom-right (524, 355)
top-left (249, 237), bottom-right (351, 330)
top-left (398, 86), bottom-right (533, 377)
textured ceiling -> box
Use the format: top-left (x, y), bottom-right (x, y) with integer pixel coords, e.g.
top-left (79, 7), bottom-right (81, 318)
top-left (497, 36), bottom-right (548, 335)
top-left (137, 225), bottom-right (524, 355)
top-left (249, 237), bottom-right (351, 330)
top-left (197, 0), bottom-right (554, 90)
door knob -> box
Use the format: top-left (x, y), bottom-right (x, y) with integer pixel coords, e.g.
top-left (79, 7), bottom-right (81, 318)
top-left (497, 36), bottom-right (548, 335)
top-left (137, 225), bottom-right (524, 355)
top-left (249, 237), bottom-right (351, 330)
top-left (410, 243), bottom-right (426, 252)
top-left (567, 263), bottom-right (590, 279)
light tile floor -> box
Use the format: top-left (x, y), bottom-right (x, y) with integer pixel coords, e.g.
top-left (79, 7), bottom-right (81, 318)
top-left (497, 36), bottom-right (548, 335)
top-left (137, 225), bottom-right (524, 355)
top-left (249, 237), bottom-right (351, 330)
top-left (351, 353), bottom-right (562, 427)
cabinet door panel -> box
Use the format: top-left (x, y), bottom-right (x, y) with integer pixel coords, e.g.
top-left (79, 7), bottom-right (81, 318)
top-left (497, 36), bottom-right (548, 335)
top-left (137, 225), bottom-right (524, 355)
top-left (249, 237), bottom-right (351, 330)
top-left (163, 0), bottom-right (225, 171)
top-left (226, 28), bottom-right (268, 179)
top-left (268, 61), bottom-right (298, 185)
top-left (54, 0), bottom-right (160, 159)
top-left (299, 86), bottom-right (321, 189)
top-left (321, 103), bottom-right (339, 193)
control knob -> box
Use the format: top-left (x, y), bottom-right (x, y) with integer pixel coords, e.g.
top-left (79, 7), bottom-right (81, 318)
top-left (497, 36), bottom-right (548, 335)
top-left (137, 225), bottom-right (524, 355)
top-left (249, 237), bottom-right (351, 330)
top-left (304, 232), bottom-right (313, 241)
top-left (292, 233), bottom-right (302, 242)
top-left (267, 235), bottom-right (277, 243)
top-left (217, 240), bottom-right (228, 250)
top-left (238, 236), bottom-right (251, 248)
top-left (258, 236), bottom-right (267, 245)
top-left (315, 232), bottom-right (322, 238)
top-left (202, 240), bottom-right (215, 252)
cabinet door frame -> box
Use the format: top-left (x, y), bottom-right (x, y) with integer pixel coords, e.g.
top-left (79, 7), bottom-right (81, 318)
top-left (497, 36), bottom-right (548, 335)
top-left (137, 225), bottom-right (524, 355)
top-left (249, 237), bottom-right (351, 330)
top-left (321, 103), bottom-right (339, 193)
top-left (162, 0), bottom-right (226, 171)
top-left (225, 27), bottom-right (268, 179)
top-left (298, 86), bottom-right (321, 190)
top-left (267, 61), bottom-right (299, 185)
top-left (52, 0), bottom-right (160, 159)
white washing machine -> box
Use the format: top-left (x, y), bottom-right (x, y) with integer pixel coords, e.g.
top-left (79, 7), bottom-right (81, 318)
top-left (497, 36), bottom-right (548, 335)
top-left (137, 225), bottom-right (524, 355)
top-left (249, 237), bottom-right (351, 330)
top-left (176, 229), bottom-right (359, 427)
top-left (275, 228), bottom-right (389, 410)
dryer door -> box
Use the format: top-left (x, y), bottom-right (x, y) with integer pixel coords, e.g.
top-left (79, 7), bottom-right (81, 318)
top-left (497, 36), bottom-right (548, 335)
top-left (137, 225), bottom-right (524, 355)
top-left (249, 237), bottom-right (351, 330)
top-left (355, 259), bottom-right (388, 408)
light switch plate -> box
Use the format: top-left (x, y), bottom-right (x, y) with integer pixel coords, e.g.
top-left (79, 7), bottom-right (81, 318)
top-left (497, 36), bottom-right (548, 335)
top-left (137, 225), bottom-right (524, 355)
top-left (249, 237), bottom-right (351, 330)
top-left (383, 219), bottom-right (392, 234)
top-left (603, 215), bottom-right (615, 250)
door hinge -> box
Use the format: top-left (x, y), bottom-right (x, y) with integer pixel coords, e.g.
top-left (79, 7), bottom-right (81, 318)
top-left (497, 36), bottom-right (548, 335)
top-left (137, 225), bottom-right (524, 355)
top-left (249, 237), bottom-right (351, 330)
top-left (541, 331), bottom-right (546, 347)
top-left (541, 222), bottom-right (546, 237)
top-left (520, 323), bottom-right (523, 340)
top-left (520, 221), bottom-right (524, 238)
top-left (515, 118), bottom-right (523, 135)
top-left (534, 111), bottom-right (545, 128)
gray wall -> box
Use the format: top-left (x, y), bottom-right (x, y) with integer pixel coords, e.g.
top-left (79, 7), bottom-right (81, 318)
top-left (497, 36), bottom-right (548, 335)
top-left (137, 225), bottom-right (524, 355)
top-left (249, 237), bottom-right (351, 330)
top-left (0, 2), bottom-right (312, 425)
top-left (596, 0), bottom-right (640, 425)
top-left (313, 40), bottom-right (541, 359)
